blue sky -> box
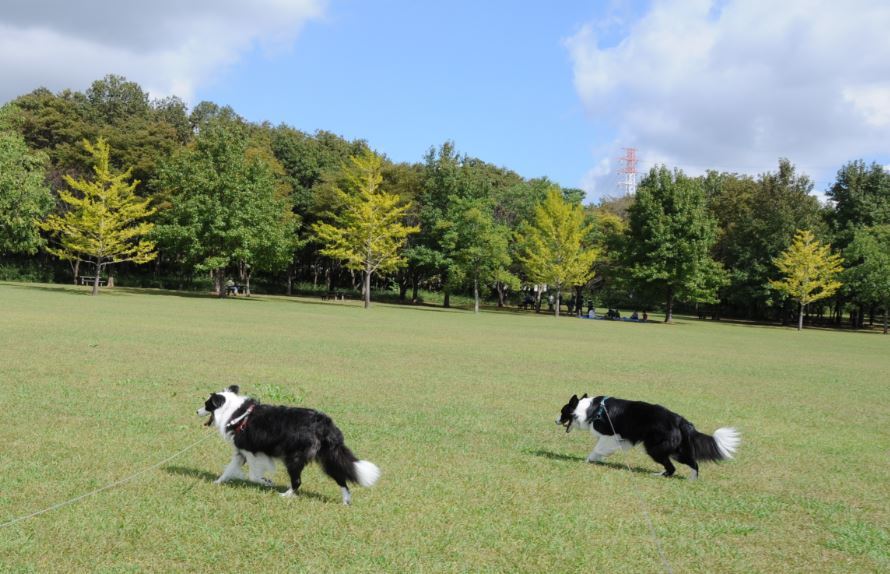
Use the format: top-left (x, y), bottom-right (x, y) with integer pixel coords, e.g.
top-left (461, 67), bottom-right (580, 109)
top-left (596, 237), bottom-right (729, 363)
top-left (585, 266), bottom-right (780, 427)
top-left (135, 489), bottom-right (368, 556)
top-left (198, 1), bottom-right (629, 193)
top-left (2, 0), bottom-right (889, 201)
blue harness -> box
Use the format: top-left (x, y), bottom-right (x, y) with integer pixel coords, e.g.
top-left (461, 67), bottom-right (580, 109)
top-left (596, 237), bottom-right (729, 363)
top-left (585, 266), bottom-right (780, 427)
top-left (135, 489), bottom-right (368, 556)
top-left (592, 396), bottom-right (610, 423)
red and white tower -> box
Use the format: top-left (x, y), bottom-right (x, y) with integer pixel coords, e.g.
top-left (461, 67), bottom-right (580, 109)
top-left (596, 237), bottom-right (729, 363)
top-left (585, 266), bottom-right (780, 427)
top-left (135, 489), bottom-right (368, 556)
top-left (617, 147), bottom-right (638, 195)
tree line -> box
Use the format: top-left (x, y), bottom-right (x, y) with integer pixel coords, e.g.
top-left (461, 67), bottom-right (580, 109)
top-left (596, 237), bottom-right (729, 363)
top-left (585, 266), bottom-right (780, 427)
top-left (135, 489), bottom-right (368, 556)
top-left (1, 75), bottom-right (888, 331)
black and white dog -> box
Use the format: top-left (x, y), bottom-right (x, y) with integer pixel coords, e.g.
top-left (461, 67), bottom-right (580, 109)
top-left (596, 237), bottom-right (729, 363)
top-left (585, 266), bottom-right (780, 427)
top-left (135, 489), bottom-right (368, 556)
top-left (196, 386), bottom-right (380, 504)
top-left (557, 394), bottom-right (740, 479)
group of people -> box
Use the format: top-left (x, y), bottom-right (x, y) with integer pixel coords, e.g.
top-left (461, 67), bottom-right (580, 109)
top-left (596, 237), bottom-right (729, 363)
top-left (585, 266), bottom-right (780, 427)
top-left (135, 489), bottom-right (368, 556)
top-left (517, 293), bottom-right (649, 322)
top-left (599, 308), bottom-right (648, 322)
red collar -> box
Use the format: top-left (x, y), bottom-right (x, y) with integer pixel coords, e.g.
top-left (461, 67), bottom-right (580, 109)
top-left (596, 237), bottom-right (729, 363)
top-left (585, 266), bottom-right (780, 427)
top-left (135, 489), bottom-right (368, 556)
top-left (226, 404), bottom-right (255, 434)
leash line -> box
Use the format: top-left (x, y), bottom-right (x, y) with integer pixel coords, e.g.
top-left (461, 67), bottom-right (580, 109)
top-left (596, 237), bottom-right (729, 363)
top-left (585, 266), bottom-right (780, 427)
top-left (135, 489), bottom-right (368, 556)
top-left (0, 433), bottom-right (214, 530)
top-left (603, 405), bottom-right (675, 574)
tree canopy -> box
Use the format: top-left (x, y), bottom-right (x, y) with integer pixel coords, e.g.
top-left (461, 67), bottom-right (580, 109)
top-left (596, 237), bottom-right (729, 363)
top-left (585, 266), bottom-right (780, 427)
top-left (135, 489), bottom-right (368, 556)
top-left (312, 150), bottom-right (419, 308)
top-left (37, 137), bottom-right (156, 294)
top-left (769, 230), bottom-right (843, 330)
top-left (624, 166), bottom-right (724, 322)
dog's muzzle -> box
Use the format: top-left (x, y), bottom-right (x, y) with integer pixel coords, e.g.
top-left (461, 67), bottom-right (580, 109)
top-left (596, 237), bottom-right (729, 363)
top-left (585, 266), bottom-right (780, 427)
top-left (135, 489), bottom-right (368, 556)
top-left (557, 418), bottom-right (572, 433)
top-left (197, 407), bottom-right (214, 426)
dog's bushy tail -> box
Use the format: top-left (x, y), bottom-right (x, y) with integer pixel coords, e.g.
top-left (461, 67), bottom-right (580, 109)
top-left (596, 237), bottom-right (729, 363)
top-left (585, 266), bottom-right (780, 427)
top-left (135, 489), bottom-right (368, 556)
top-left (691, 427), bottom-right (740, 462)
top-left (319, 443), bottom-right (381, 488)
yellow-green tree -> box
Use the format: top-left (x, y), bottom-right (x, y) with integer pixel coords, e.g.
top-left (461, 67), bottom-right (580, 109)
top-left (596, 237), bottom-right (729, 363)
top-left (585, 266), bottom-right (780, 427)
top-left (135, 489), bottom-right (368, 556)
top-left (769, 229), bottom-right (843, 330)
top-left (312, 150), bottom-right (419, 308)
top-left (517, 189), bottom-right (599, 317)
top-left (38, 137), bottom-right (156, 295)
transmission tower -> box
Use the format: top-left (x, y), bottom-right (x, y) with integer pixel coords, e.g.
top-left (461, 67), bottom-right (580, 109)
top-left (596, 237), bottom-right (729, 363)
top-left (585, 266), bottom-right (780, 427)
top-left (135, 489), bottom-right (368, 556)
top-left (617, 147), bottom-right (638, 195)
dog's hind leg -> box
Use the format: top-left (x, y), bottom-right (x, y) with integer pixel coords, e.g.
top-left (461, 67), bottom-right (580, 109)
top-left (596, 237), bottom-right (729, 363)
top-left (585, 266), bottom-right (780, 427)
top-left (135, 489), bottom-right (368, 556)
top-left (644, 442), bottom-right (677, 477)
top-left (215, 451), bottom-right (246, 484)
top-left (280, 455), bottom-right (307, 498)
top-left (674, 436), bottom-right (700, 480)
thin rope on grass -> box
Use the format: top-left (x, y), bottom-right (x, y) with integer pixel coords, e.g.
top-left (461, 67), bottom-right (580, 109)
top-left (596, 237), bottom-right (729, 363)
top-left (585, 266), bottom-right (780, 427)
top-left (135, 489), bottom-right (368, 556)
top-left (0, 433), bottom-right (214, 530)
top-left (603, 407), bottom-right (675, 574)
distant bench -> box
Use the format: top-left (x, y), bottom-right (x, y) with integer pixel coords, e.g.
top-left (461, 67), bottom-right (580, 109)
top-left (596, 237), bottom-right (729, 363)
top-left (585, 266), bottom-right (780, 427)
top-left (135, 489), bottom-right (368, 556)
top-left (79, 276), bottom-right (106, 287)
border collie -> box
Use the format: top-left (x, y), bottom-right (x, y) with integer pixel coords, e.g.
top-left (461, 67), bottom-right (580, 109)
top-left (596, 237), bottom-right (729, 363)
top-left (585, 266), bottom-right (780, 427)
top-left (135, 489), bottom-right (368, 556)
top-left (196, 386), bottom-right (380, 504)
top-left (556, 394), bottom-right (740, 479)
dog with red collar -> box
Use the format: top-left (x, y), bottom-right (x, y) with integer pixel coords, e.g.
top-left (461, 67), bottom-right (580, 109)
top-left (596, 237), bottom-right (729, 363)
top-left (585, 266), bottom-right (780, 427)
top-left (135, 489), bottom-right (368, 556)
top-left (197, 385), bottom-right (380, 504)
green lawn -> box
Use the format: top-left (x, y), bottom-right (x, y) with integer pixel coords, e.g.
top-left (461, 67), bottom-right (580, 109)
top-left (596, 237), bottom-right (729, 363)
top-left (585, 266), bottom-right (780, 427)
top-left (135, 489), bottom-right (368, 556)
top-left (0, 282), bottom-right (887, 573)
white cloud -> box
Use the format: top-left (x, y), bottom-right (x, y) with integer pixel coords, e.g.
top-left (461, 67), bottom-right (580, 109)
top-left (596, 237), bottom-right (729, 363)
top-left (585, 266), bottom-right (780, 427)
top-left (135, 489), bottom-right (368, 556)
top-left (567, 0), bottom-right (890, 198)
top-left (0, 0), bottom-right (326, 103)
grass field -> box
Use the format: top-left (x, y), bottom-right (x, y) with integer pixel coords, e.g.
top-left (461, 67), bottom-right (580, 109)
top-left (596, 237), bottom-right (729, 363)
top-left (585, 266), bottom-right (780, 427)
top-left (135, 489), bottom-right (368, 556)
top-left (0, 282), bottom-right (887, 573)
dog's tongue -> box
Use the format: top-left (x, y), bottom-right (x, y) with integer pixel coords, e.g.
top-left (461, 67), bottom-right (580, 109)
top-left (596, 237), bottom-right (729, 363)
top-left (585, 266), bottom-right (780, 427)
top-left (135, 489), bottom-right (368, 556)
top-left (204, 413), bottom-right (214, 427)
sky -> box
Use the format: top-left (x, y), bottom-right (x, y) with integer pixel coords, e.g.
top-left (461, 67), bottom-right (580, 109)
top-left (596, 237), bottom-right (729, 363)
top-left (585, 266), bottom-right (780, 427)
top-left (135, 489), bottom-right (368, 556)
top-left (2, 0), bottom-right (889, 202)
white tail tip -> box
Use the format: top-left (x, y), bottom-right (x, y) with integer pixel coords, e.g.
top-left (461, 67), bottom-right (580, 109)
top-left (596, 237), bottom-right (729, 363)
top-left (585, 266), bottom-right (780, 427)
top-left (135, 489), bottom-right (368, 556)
top-left (713, 427), bottom-right (741, 459)
top-left (354, 460), bottom-right (381, 487)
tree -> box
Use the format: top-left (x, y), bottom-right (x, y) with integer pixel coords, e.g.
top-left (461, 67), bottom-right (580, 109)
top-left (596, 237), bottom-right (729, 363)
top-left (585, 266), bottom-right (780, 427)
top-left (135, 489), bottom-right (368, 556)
top-left (153, 118), bottom-right (295, 296)
top-left (517, 189), bottom-right (599, 317)
top-left (769, 230), bottom-right (843, 331)
top-left (842, 226), bottom-right (890, 334)
top-left (703, 161), bottom-right (824, 320)
top-left (625, 166), bottom-right (725, 323)
top-left (441, 197), bottom-right (511, 313)
top-left (0, 123), bottom-right (53, 255)
top-left (827, 161), bottom-right (890, 240)
top-left (37, 137), bottom-right (156, 295)
top-left (312, 150), bottom-right (419, 308)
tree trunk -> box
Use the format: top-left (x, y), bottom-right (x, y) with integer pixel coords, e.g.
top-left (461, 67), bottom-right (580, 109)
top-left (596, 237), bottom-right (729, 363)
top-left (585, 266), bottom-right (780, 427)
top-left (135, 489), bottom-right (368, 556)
top-left (287, 265), bottom-right (294, 296)
top-left (215, 268), bottom-right (225, 298)
top-left (71, 259), bottom-right (80, 285)
top-left (363, 269), bottom-right (371, 309)
top-left (798, 302), bottom-right (804, 331)
top-left (245, 269), bottom-right (252, 297)
top-left (496, 282), bottom-right (506, 308)
top-left (91, 260), bottom-right (101, 296)
top-left (411, 274), bottom-right (420, 303)
top-left (883, 305), bottom-right (888, 334)
top-left (665, 285), bottom-right (674, 323)
top-left (555, 287), bottom-right (561, 318)
top-left (576, 286), bottom-right (583, 316)
top-left (474, 277), bottom-right (480, 314)
top-left (399, 279), bottom-right (408, 301)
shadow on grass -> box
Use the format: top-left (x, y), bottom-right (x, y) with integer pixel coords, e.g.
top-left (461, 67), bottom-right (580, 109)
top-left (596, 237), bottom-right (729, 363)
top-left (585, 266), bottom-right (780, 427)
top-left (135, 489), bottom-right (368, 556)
top-left (162, 465), bottom-right (334, 502)
top-left (526, 449), bottom-right (654, 475)
top-left (1, 282), bottom-right (92, 296)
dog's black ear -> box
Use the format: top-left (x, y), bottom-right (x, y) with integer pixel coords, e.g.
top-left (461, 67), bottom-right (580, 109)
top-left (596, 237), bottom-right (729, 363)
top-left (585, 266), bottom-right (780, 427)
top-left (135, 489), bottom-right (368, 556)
top-left (569, 394), bottom-right (579, 404)
top-left (227, 385), bottom-right (240, 394)
top-left (581, 393), bottom-right (588, 399)
top-left (211, 394), bottom-right (226, 408)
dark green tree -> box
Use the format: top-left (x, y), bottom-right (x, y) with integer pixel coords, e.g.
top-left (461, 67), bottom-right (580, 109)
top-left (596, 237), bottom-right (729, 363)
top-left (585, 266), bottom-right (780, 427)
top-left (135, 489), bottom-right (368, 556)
top-left (843, 225), bottom-right (890, 334)
top-left (625, 166), bottom-right (725, 322)
top-left (0, 115), bottom-right (53, 255)
top-left (153, 118), bottom-right (296, 296)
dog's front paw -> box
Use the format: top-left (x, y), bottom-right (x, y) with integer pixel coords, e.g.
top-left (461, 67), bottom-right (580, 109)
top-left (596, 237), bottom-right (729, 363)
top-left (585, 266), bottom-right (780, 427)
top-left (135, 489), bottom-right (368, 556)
top-left (586, 454), bottom-right (603, 463)
top-left (279, 488), bottom-right (295, 498)
top-left (213, 477), bottom-right (226, 484)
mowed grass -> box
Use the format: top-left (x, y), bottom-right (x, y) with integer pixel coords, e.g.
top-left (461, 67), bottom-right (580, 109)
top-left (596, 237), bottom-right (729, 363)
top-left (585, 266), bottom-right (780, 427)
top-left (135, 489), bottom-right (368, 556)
top-left (0, 282), bottom-right (887, 573)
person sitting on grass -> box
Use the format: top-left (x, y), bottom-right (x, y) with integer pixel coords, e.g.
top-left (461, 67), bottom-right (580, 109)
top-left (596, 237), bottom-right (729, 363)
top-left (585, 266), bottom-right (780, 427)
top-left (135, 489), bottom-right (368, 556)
top-left (225, 278), bottom-right (238, 296)
top-left (630, 310), bottom-right (639, 321)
